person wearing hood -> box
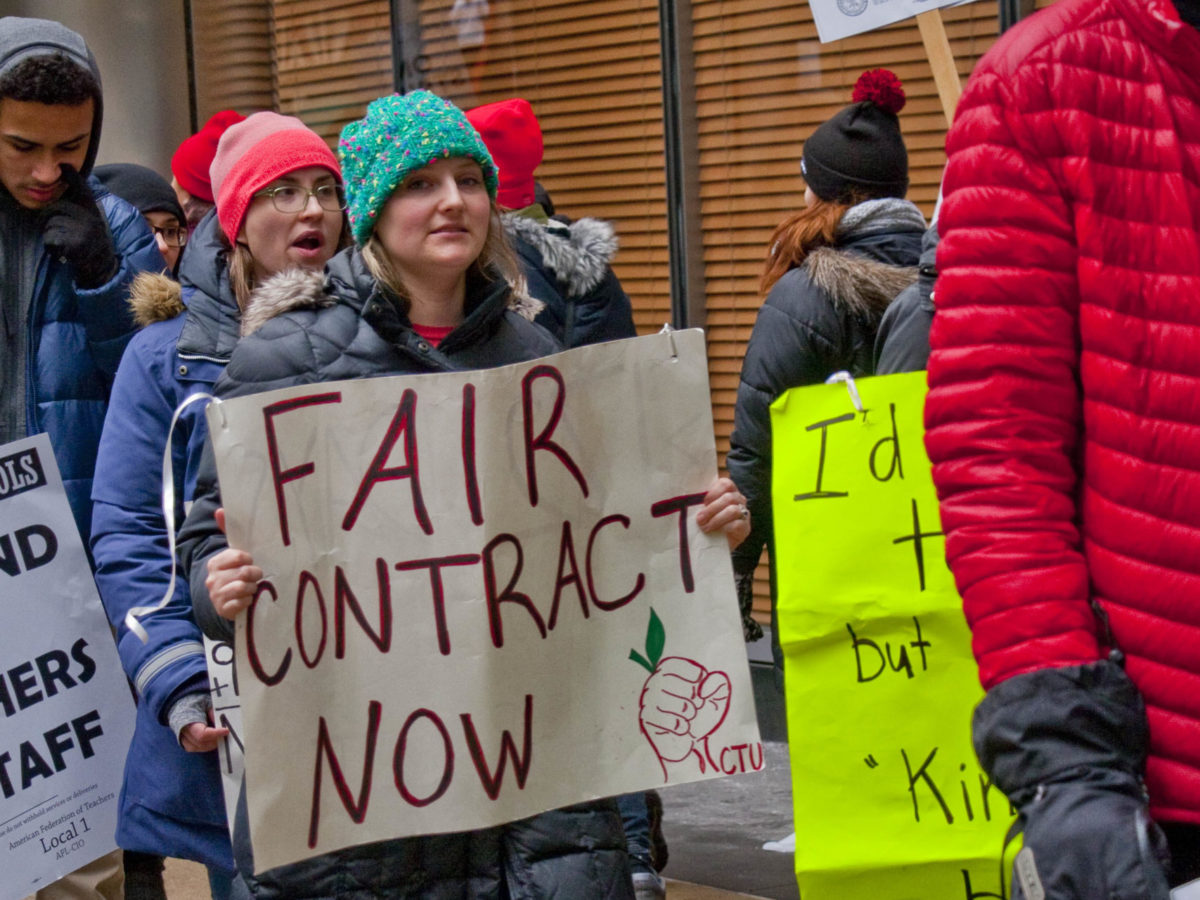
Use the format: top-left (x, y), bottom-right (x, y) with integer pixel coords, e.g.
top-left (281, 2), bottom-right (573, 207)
top-left (726, 69), bottom-right (926, 679)
top-left (95, 163), bottom-right (189, 276)
top-left (873, 217), bottom-right (939, 376)
top-left (466, 97), bottom-right (637, 348)
top-left (91, 161), bottom-right (196, 900)
top-left (177, 88), bottom-right (749, 899)
top-left (89, 112), bottom-right (348, 900)
top-left (0, 17), bottom-right (163, 571)
top-left (1, 20), bottom-right (161, 898)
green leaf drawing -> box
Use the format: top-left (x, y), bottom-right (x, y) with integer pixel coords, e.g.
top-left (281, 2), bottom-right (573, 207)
top-left (629, 608), bottom-right (665, 673)
top-left (629, 649), bottom-right (653, 672)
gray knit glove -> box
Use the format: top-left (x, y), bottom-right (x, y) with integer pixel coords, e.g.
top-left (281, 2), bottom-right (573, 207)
top-left (167, 691), bottom-right (212, 745)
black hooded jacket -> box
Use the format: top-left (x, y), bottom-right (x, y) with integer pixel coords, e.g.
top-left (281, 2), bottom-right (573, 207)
top-left (727, 198), bottom-right (925, 584)
top-left (873, 221), bottom-right (939, 375)
top-left (504, 211), bottom-right (637, 348)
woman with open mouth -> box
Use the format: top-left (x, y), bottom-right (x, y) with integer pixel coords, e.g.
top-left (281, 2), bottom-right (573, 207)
top-left (90, 111), bottom-right (349, 900)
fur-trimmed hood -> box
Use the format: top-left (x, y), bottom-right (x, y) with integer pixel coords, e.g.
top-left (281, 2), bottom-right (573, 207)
top-left (503, 214), bottom-right (617, 299)
top-left (128, 272), bottom-right (185, 326)
top-left (241, 250), bottom-right (543, 337)
top-left (799, 196), bottom-right (926, 320)
top-left (193, 244), bottom-right (561, 414)
top-left (803, 246), bottom-right (917, 320)
top-left (240, 268), bottom-right (334, 336)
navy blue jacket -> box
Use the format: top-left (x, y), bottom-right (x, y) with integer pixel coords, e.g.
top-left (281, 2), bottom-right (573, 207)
top-left (90, 214), bottom-right (237, 870)
top-left (1, 16), bottom-right (161, 542)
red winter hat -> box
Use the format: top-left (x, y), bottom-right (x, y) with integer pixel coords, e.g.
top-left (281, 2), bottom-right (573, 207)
top-left (171, 110), bottom-right (246, 204)
top-left (465, 98), bottom-right (544, 210)
top-left (209, 111), bottom-right (341, 242)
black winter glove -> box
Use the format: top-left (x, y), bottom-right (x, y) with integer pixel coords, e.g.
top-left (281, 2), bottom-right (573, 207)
top-left (41, 164), bottom-right (117, 289)
top-left (975, 660), bottom-right (1171, 899)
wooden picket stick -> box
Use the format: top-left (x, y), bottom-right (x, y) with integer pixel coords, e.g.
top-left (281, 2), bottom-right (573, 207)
top-left (916, 9), bottom-right (962, 125)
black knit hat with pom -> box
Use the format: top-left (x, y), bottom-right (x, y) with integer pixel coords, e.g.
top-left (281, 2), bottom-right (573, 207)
top-left (801, 69), bottom-right (909, 204)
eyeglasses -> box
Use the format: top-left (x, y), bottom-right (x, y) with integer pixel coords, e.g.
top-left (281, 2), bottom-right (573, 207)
top-left (253, 183), bottom-right (347, 214)
top-left (150, 225), bottom-right (188, 248)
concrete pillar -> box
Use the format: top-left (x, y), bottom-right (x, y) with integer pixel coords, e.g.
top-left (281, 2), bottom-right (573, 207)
top-left (5, 0), bottom-right (192, 178)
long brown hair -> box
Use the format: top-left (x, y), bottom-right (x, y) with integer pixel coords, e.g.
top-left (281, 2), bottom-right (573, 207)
top-left (360, 203), bottom-right (520, 316)
top-left (759, 196), bottom-right (854, 296)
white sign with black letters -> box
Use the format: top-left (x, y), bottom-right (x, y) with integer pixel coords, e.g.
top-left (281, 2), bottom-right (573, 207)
top-left (0, 434), bottom-right (135, 900)
top-left (809, 0), bottom-right (979, 43)
top-left (204, 635), bottom-right (244, 835)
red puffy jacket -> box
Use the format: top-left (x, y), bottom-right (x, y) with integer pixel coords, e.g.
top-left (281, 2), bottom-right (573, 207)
top-left (925, 0), bottom-right (1200, 824)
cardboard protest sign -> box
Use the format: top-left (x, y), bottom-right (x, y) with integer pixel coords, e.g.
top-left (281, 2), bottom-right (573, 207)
top-left (809, 0), bottom-right (979, 43)
top-left (205, 329), bottom-right (761, 872)
top-left (771, 371), bottom-right (1013, 898)
top-left (0, 434), bottom-right (135, 900)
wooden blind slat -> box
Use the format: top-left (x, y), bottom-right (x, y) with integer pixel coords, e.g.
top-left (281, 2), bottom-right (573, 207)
top-left (270, 0), bottom-right (393, 146)
top-left (190, 0), bottom-right (273, 120)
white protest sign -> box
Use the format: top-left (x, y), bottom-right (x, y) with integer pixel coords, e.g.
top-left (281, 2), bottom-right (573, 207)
top-left (203, 636), bottom-right (244, 836)
top-left (810, 0), bottom-right (978, 43)
top-left (206, 329), bottom-right (762, 872)
top-left (0, 434), bottom-right (135, 900)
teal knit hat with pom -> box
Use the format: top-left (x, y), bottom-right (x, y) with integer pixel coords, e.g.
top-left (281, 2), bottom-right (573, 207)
top-left (338, 90), bottom-right (498, 245)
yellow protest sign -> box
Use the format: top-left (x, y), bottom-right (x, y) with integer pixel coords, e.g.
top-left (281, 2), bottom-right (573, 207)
top-left (771, 370), bottom-right (1014, 899)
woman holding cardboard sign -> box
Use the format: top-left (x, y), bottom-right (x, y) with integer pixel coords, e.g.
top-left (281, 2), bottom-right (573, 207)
top-left (178, 89), bottom-right (750, 899)
top-left (90, 112), bottom-right (350, 900)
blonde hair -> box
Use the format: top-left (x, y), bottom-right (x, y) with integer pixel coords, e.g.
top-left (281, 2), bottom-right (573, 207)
top-left (361, 203), bottom-right (520, 316)
top-left (226, 241), bottom-right (256, 311)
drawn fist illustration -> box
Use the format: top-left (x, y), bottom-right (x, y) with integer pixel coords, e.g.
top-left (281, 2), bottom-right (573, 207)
top-left (639, 656), bottom-right (731, 779)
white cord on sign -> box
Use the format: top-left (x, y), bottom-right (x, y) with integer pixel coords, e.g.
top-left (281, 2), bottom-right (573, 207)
top-left (124, 391), bottom-right (217, 644)
top-left (824, 370), bottom-right (863, 414)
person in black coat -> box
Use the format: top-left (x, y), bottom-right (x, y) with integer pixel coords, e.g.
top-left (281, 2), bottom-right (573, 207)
top-left (179, 89), bottom-right (750, 900)
top-left (466, 95), bottom-right (669, 899)
top-left (726, 69), bottom-right (926, 677)
top-left (873, 220), bottom-right (939, 375)
top-left (92, 113), bottom-right (349, 900)
top-left (466, 97), bottom-right (638, 348)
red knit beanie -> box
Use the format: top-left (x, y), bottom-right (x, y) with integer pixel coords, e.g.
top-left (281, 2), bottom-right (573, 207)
top-left (171, 110), bottom-right (246, 204)
top-left (465, 98), bottom-right (544, 210)
top-left (209, 111), bottom-right (341, 241)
